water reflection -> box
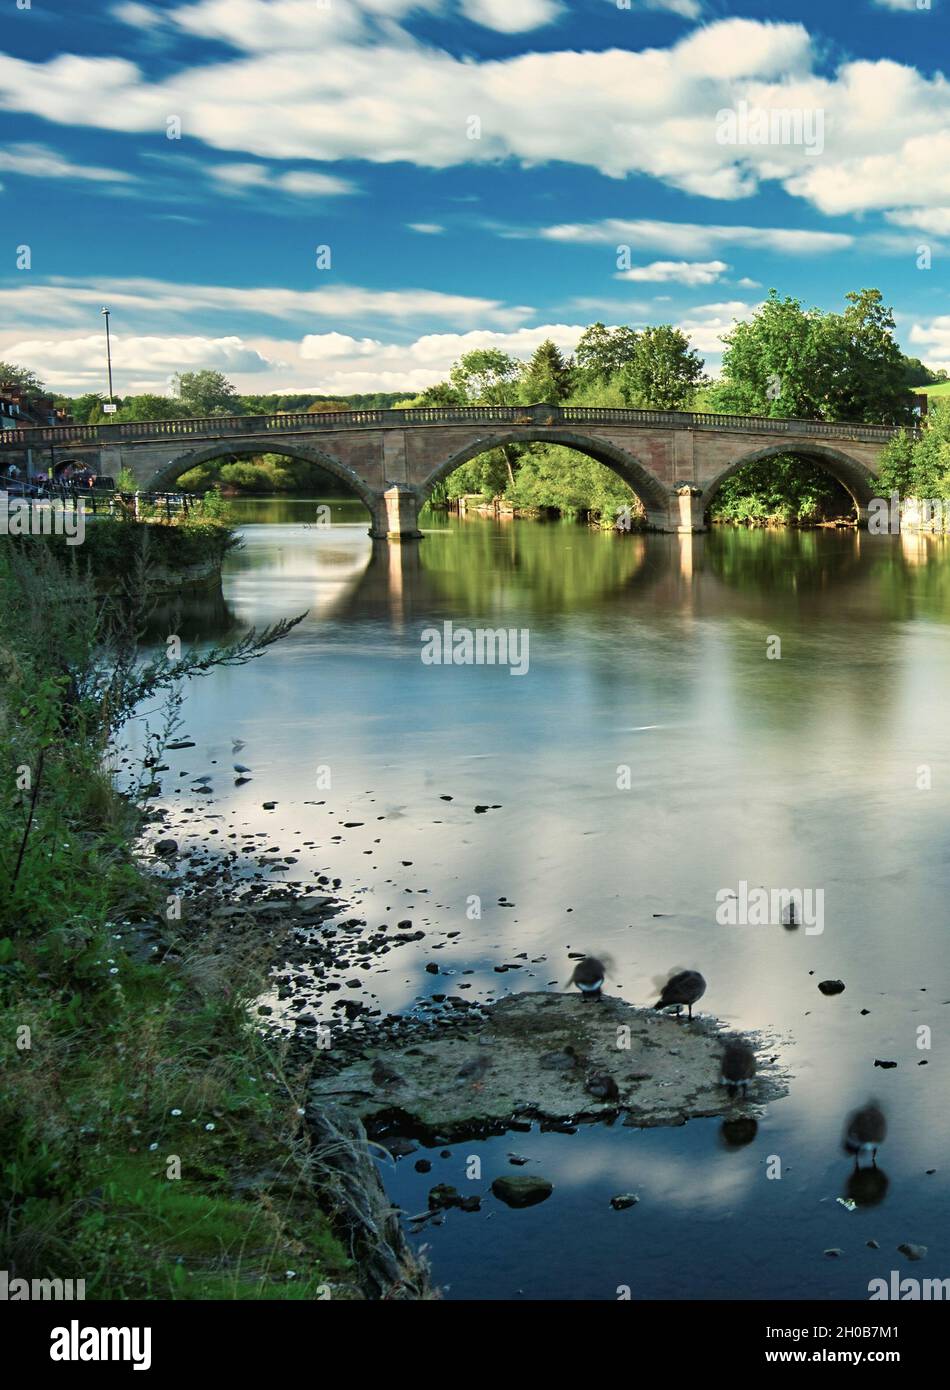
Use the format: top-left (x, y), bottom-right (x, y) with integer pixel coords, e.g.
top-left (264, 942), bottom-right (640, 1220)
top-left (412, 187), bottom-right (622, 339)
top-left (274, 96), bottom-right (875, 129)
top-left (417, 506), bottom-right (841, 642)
top-left (141, 502), bottom-right (950, 1300)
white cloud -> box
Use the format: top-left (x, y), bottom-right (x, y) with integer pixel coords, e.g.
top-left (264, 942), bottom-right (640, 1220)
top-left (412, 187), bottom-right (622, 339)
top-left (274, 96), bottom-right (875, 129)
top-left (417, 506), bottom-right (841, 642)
top-left (4, 8), bottom-right (949, 228)
top-left (872, 0), bottom-right (925, 10)
top-left (2, 310), bottom-right (751, 397)
top-left (616, 259), bottom-right (728, 285)
top-left (627, 0), bottom-right (703, 16)
top-left (0, 276), bottom-right (530, 330)
top-left (407, 222), bottom-right (444, 234)
top-left (207, 163), bottom-right (356, 197)
top-left (112, 1), bottom-right (164, 26)
top-left (0, 142), bottom-right (133, 184)
top-left (3, 332), bottom-right (278, 393)
top-left (537, 218), bottom-right (852, 256)
top-left (909, 317), bottom-right (950, 368)
top-left (462, 0), bottom-right (563, 33)
top-left (885, 207), bottom-right (950, 237)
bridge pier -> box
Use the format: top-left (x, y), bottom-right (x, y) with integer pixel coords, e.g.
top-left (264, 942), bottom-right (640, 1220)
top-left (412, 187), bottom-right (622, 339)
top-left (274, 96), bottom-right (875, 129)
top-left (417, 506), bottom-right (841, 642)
top-left (372, 483), bottom-right (423, 540)
top-left (668, 483), bottom-right (706, 533)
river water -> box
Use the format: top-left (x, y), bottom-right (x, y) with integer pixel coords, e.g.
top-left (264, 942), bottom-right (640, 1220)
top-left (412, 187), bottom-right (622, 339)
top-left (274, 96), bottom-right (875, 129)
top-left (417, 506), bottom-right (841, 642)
top-left (148, 497), bottom-right (950, 1301)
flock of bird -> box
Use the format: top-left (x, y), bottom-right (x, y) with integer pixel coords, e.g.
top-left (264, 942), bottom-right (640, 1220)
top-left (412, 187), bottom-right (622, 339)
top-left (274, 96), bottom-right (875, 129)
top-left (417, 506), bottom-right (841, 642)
top-left (567, 955), bottom-right (887, 1165)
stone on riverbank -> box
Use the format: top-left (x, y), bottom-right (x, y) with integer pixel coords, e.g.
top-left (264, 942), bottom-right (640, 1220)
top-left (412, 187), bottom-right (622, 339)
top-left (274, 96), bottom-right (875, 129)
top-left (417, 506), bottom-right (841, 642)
top-left (308, 991), bottom-right (788, 1138)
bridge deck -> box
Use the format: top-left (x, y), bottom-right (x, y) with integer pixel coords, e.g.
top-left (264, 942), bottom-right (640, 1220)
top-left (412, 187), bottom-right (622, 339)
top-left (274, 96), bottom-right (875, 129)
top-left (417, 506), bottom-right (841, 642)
top-left (0, 403), bottom-right (912, 449)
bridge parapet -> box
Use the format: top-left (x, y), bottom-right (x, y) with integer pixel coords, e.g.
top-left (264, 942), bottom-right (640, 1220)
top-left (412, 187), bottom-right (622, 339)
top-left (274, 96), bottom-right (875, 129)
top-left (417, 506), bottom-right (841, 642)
top-left (0, 402), bottom-right (915, 450)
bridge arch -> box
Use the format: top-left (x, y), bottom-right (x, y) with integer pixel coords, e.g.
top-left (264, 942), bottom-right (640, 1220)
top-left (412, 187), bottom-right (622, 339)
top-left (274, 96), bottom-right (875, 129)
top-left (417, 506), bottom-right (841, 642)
top-left (142, 437), bottom-right (379, 515)
top-left (701, 441), bottom-right (879, 519)
top-left (416, 429), bottom-right (673, 526)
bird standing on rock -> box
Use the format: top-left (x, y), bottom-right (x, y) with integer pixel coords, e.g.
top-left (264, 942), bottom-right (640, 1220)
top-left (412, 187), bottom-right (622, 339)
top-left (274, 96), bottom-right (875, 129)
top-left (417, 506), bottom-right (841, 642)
top-left (585, 1072), bottom-right (620, 1103)
top-left (720, 1040), bottom-right (756, 1093)
top-left (654, 969), bottom-right (706, 1020)
top-left (566, 954), bottom-right (612, 1001)
top-left (844, 1100), bottom-right (887, 1165)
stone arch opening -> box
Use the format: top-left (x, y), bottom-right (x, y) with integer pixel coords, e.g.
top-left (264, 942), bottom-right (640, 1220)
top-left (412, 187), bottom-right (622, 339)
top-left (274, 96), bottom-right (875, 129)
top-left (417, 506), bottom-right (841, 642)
top-left (701, 442), bottom-right (878, 521)
top-left (142, 438), bottom-right (378, 517)
top-left (416, 429), bottom-right (672, 527)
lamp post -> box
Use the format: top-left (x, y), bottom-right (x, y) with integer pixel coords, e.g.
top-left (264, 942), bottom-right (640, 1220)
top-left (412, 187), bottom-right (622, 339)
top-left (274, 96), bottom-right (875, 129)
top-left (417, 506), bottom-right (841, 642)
top-left (101, 307), bottom-right (116, 415)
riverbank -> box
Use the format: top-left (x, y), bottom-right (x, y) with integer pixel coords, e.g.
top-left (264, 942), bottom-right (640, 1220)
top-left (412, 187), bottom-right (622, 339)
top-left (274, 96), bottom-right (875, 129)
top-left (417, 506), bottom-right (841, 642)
top-left (0, 544), bottom-right (430, 1300)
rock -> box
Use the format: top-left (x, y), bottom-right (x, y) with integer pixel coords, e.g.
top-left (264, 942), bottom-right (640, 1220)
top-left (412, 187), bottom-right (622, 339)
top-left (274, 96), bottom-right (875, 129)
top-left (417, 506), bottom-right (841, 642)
top-left (428, 1183), bottom-right (462, 1210)
top-left (381, 1136), bottom-right (417, 1158)
top-left (818, 980), bottom-right (846, 995)
top-left (610, 1193), bottom-right (639, 1211)
top-left (824, 1248), bottom-right (845, 1258)
top-left (414, 1159), bottom-right (432, 1174)
top-left (459, 1195), bottom-right (481, 1212)
top-left (308, 992), bottom-right (788, 1138)
top-left (897, 1243), bottom-right (927, 1262)
top-left (874, 1059), bottom-right (898, 1069)
top-left (154, 839), bottom-right (178, 857)
top-left (491, 1175), bottom-right (553, 1208)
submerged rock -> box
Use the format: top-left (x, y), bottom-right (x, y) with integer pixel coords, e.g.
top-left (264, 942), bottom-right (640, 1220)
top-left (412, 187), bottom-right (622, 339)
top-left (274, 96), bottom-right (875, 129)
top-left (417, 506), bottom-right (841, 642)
top-left (491, 1175), bottom-right (553, 1208)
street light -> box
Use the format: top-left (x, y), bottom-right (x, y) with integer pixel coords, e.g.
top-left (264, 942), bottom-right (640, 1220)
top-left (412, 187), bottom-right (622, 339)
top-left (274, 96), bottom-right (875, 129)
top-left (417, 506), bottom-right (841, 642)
top-left (100, 307), bottom-right (116, 415)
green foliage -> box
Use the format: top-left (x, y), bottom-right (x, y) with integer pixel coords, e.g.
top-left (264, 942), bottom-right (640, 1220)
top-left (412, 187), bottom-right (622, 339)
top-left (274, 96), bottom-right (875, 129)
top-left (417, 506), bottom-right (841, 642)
top-left (0, 361), bottom-right (45, 396)
top-left (170, 370), bottom-right (243, 418)
top-left (0, 549), bottom-right (351, 1299)
top-left (708, 288), bottom-right (914, 424)
top-left (520, 340), bottom-right (573, 404)
top-left (177, 452), bottom-right (353, 496)
top-left (507, 445), bottom-right (638, 521)
top-left (710, 454), bottom-right (854, 525)
top-left (620, 325), bottom-right (705, 409)
top-left (574, 323), bottom-right (640, 386)
top-left (450, 348), bottom-right (522, 405)
top-left (114, 394), bottom-right (189, 423)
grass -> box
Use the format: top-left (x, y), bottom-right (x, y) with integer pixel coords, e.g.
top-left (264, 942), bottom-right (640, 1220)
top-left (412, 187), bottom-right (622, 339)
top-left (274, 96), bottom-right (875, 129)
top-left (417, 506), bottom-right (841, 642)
top-left (0, 543), bottom-right (358, 1300)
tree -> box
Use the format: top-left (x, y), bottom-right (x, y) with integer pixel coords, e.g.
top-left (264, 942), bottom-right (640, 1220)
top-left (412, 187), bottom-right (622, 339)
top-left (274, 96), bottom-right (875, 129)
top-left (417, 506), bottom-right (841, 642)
top-left (0, 361), bottom-right (45, 397)
top-left (818, 290), bottom-right (911, 425)
top-left (171, 370), bottom-right (242, 417)
top-left (59, 393), bottom-right (105, 424)
top-left (411, 381), bottom-right (466, 407)
top-left (521, 339), bottom-right (572, 403)
top-left (709, 289), bottom-right (914, 424)
top-left (574, 323), bottom-right (640, 386)
top-left (449, 349), bottom-right (522, 406)
top-left (115, 394), bottom-right (188, 423)
top-left (449, 349), bottom-right (523, 485)
top-left (621, 325), bottom-right (704, 410)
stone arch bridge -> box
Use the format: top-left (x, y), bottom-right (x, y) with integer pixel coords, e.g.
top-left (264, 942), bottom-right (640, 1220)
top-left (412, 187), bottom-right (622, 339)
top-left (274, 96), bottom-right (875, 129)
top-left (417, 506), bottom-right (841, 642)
top-left (0, 402), bottom-right (906, 536)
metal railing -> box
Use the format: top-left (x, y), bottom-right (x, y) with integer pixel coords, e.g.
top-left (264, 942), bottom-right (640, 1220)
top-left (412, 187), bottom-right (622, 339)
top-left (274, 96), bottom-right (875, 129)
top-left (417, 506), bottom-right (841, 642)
top-left (0, 403), bottom-right (913, 449)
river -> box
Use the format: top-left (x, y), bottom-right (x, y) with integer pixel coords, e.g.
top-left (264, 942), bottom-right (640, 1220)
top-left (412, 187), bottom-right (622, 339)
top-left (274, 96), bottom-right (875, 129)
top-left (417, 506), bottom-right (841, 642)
top-left (145, 496), bottom-right (950, 1300)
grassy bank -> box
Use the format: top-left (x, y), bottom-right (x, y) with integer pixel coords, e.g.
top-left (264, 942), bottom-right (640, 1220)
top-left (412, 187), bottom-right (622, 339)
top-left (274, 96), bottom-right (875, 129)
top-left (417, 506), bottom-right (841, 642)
top-left (0, 545), bottom-right (365, 1299)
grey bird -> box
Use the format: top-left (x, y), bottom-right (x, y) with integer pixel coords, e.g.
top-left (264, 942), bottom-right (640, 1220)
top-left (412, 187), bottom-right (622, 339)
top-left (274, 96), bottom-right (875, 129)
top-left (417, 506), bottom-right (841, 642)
top-left (721, 1040), bottom-right (756, 1093)
top-left (566, 954), bottom-right (612, 1001)
top-left (654, 969), bottom-right (706, 1020)
top-left (844, 1100), bottom-right (887, 1165)
top-left (233, 763), bottom-right (252, 774)
top-left (585, 1072), bottom-right (620, 1103)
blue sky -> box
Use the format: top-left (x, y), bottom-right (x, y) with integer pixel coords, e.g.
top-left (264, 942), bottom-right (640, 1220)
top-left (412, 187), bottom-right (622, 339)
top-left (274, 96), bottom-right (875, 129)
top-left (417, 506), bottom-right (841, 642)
top-left (1, 0), bottom-right (948, 397)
